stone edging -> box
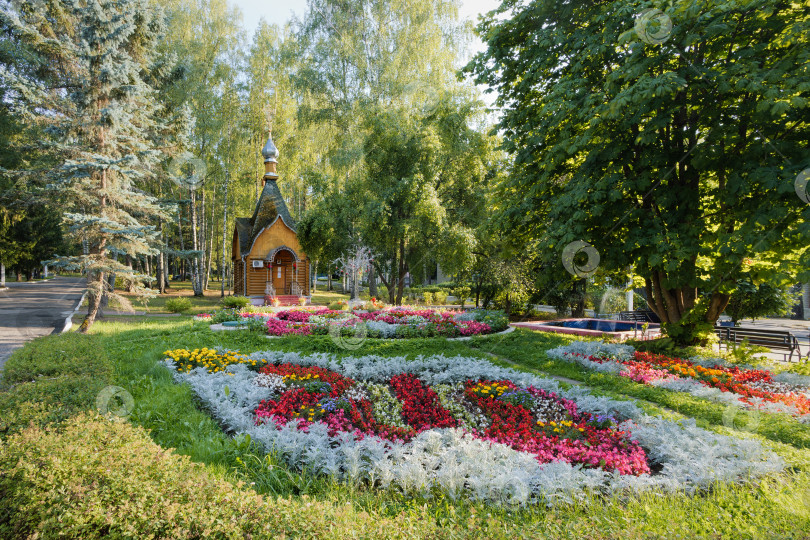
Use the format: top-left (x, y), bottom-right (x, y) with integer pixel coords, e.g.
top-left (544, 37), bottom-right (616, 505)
top-left (210, 323), bottom-right (247, 332)
top-left (445, 325), bottom-right (515, 341)
top-left (60, 290), bottom-right (87, 334)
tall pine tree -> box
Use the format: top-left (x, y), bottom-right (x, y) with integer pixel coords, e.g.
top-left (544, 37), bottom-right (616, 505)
top-left (1, 0), bottom-right (175, 330)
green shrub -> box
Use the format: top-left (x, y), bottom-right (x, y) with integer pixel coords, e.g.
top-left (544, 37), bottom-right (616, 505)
top-left (220, 295), bottom-right (251, 309)
top-left (529, 310), bottom-right (559, 321)
top-left (434, 291), bottom-right (447, 305)
top-left (245, 317), bottom-right (269, 333)
top-left (472, 309), bottom-right (509, 332)
top-left (0, 401), bottom-right (51, 436)
top-left (211, 308), bottom-right (242, 323)
top-left (0, 376), bottom-right (105, 433)
top-left (0, 413), bottom-right (446, 539)
top-left (451, 286), bottom-right (471, 307)
top-left (0, 333), bottom-right (111, 435)
top-left (725, 279), bottom-right (795, 325)
top-left (422, 291), bottom-right (433, 305)
top-left (165, 297), bottom-right (192, 313)
top-left (1, 333), bottom-right (110, 387)
top-left (327, 301), bottom-right (349, 311)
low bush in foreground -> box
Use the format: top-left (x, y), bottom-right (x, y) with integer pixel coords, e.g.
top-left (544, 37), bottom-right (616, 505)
top-left (0, 332), bottom-right (109, 386)
top-left (0, 413), bottom-right (457, 539)
top-left (0, 333), bottom-right (110, 433)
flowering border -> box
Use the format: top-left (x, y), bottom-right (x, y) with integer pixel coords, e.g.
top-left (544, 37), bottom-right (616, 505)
top-left (546, 341), bottom-right (810, 422)
top-left (166, 350), bottom-right (784, 505)
top-left (207, 307), bottom-right (508, 339)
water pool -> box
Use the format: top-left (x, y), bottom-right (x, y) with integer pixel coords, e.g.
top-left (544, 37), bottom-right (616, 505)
top-left (513, 318), bottom-right (660, 340)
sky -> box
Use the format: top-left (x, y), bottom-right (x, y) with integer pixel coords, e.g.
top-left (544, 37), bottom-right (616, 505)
top-left (229, 0), bottom-right (502, 50)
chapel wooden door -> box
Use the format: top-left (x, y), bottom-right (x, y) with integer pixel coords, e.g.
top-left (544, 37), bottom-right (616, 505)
top-left (272, 261), bottom-right (285, 293)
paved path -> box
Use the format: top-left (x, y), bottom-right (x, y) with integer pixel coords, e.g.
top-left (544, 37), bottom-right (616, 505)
top-left (715, 316), bottom-right (810, 363)
top-left (0, 277), bottom-right (86, 371)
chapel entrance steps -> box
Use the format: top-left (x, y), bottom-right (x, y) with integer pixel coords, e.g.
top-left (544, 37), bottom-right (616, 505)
top-left (248, 295), bottom-right (304, 307)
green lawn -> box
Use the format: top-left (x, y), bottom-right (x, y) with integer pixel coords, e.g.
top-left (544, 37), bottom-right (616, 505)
top-left (0, 275), bottom-right (56, 283)
top-left (104, 282), bottom-right (352, 314)
top-left (309, 289), bottom-right (350, 305)
top-left (1, 321), bottom-right (809, 538)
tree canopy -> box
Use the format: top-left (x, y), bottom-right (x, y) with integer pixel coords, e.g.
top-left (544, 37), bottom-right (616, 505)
top-left (466, 0), bottom-right (810, 340)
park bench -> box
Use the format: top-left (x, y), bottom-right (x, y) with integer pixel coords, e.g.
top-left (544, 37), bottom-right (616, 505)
top-left (714, 326), bottom-right (805, 362)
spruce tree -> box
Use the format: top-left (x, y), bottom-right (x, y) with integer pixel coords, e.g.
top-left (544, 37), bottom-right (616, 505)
top-left (1, 0), bottom-right (174, 330)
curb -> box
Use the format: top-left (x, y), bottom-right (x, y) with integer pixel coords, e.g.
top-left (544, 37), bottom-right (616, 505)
top-left (57, 290), bottom-right (87, 334)
top-left (446, 325), bottom-right (515, 341)
top-left (210, 323), bottom-right (246, 332)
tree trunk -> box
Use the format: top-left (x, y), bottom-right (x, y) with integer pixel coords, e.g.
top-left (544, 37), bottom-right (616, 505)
top-left (200, 187), bottom-right (207, 290)
top-left (205, 187), bottom-right (216, 291)
top-left (644, 270), bottom-right (731, 344)
top-left (190, 188), bottom-right (202, 296)
top-left (0, 262), bottom-right (5, 287)
top-left (81, 270), bottom-right (104, 332)
top-left (396, 238), bottom-right (406, 305)
top-left (368, 263), bottom-right (377, 297)
top-left (124, 254), bottom-right (135, 292)
top-left (312, 259), bottom-right (318, 293)
top-left (220, 167), bottom-right (231, 298)
top-left (163, 250), bottom-right (170, 289)
top-left (571, 279), bottom-right (586, 317)
top-left (156, 224), bottom-right (166, 294)
top-left (81, 161), bottom-right (110, 332)
top-left (155, 249), bottom-right (164, 294)
top-left (705, 292), bottom-right (731, 322)
top-left (383, 260), bottom-right (395, 305)
top-left (177, 197), bottom-right (185, 282)
top-left (351, 266), bottom-right (359, 300)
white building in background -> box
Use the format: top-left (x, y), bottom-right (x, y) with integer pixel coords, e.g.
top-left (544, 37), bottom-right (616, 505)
top-left (423, 264), bottom-right (450, 285)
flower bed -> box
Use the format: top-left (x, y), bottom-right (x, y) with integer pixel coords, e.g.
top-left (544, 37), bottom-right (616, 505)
top-left (206, 306), bottom-right (508, 338)
top-left (164, 349), bottom-right (783, 505)
top-left (547, 341), bottom-right (810, 421)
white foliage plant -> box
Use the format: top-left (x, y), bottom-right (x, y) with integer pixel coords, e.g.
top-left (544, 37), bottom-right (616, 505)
top-left (166, 350), bottom-right (785, 506)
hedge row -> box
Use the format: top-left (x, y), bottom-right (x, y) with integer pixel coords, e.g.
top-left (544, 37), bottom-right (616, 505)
top-left (0, 413), bottom-right (460, 539)
top-left (0, 333), bottom-right (111, 433)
